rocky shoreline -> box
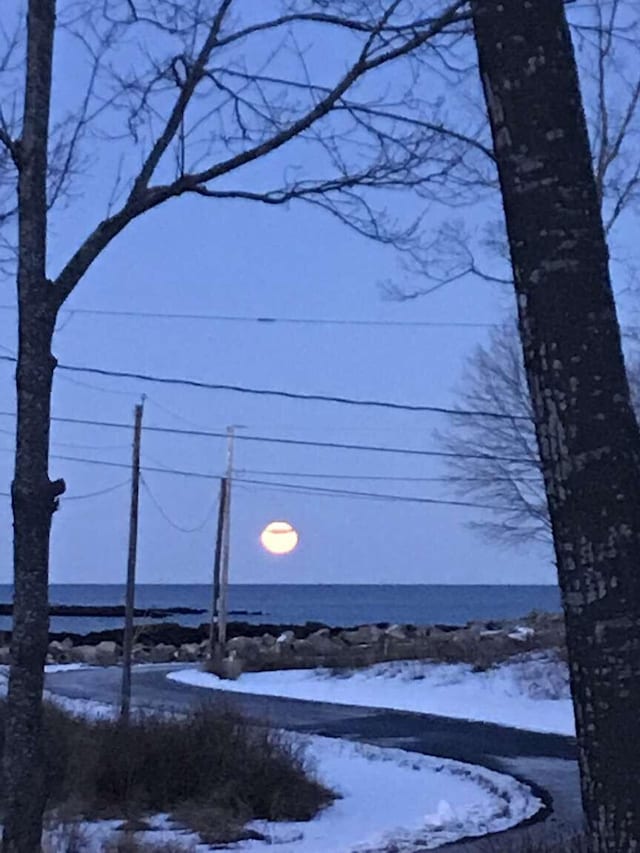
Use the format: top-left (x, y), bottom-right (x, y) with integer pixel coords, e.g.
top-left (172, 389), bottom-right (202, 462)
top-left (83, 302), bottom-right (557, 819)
top-left (0, 604), bottom-right (263, 619)
top-left (0, 611), bottom-right (565, 672)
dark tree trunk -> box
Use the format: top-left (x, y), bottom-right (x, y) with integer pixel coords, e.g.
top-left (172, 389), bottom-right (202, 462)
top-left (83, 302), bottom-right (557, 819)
top-left (471, 2), bottom-right (640, 850)
top-left (3, 2), bottom-right (63, 851)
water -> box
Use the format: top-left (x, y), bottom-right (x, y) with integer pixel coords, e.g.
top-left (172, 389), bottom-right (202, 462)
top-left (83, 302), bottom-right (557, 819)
top-left (0, 584), bottom-right (562, 636)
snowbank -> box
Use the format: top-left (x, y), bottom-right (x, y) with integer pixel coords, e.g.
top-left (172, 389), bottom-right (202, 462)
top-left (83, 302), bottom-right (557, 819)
top-left (43, 735), bottom-right (542, 852)
top-left (169, 652), bottom-right (574, 735)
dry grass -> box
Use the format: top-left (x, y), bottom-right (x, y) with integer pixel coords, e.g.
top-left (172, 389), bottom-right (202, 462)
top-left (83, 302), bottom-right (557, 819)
top-left (0, 702), bottom-right (333, 847)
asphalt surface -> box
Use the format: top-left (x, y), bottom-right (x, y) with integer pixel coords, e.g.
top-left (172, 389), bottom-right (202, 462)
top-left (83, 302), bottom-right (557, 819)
top-left (45, 664), bottom-right (585, 851)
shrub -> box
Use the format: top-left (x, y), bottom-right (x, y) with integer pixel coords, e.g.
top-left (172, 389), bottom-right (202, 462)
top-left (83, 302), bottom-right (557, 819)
top-left (0, 702), bottom-right (333, 844)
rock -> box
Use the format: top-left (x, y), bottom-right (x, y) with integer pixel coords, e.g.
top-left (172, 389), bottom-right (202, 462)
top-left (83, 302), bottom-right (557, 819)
top-left (149, 643), bottom-right (177, 663)
top-left (95, 640), bottom-right (119, 666)
top-left (276, 630), bottom-right (295, 645)
top-left (70, 645), bottom-right (98, 665)
top-left (384, 624), bottom-right (408, 642)
top-left (132, 644), bottom-right (151, 663)
top-left (261, 633), bottom-right (277, 647)
top-left (227, 636), bottom-right (260, 655)
top-left (292, 639), bottom-right (316, 657)
top-left (0, 646), bottom-right (11, 664)
top-left (306, 632), bottom-right (341, 655)
top-left (309, 627), bottom-right (330, 640)
top-left (177, 643), bottom-right (201, 662)
top-left (507, 626), bottom-right (535, 642)
top-left (209, 652), bottom-right (243, 680)
top-left (342, 625), bottom-right (383, 646)
top-left (466, 620), bottom-right (489, 635)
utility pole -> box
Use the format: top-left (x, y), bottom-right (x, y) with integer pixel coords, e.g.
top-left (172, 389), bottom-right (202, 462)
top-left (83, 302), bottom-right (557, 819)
top-left (120, 398), bottom-right (144, 721)
top-left (216, 426), bottom-right (235, 652)
top-left (208, 475), bottom-right (228, 662)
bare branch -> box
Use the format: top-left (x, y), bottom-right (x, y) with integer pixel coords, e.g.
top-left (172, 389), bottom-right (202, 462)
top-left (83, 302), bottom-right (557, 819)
top-left (51, 0), bottom-right (470, 306)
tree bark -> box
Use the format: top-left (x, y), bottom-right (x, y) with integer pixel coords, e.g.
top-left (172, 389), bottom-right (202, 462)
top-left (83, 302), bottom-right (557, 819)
top-left (471, 2), bottom-right (640, 850)
top-left (3, 2), bottom-right (63, 851)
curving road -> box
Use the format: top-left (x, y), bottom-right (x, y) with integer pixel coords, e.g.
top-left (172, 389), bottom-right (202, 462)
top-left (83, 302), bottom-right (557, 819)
top-left (45, 664), bottom-right (584, 851)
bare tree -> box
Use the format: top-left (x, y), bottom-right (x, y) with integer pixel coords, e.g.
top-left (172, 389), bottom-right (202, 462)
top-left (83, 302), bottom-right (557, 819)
top-left (440, 321), bottom-right (640, 547)
top-left (0, 1), bottom-right (492, 849)
top-left (396, 0), bottom-right (640, 295)
top-left (439, 322), bottom-right (549, 546)
top-left (472, 0), bottom-right (640, 849)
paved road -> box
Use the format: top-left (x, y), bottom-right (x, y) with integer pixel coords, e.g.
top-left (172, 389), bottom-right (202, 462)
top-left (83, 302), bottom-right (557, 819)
top-left (46, 664), bottom-right (584, 851)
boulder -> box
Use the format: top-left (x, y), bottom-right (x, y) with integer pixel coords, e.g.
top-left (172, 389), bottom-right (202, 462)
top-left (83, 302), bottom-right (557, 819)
top-left (276, 630), bottom-right (295, 646)
top-left (384, 624), bottom-right (408, 642)
top-left (95, 640), bottom-right (119, 666)
top-left (292, 639), bottom-right (316, 657)
top-left (177, 643), bottom-right (201, 662)
top-left (342, 625), bottom-right (383, 646)
top-left (149, 643), bottom-right (177, 663)
top-left (132, 644), bottom-right (151, 663)
top-left (261, 633), bottom-right (277, 648)
top-left (70, 645), bottom-right (99, 665)
top-left (306, 632), bottom-right (342, 656)
top-left (227, 636), bottom-right (259, 655)
top-left (209, 651), bottom-right (243, 680)
top-left (48, 640), bottom-right (73, 664)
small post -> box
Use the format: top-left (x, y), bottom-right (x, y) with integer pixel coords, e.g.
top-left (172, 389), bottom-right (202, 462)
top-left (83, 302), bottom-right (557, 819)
top-left (120, 398), bottom-right (144, 721)
top-left (208, 476), bottom-right (228, 661)
top-left (216, 427), bottom-right (235, 652)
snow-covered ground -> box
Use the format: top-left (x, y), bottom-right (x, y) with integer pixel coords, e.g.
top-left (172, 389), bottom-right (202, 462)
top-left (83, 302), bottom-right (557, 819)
top-left (0, 662), bottom-right (548, 850)
top-left (169, 652), bottom-right (575, 736)
top-left (41, 735), bottom-right (542, 852)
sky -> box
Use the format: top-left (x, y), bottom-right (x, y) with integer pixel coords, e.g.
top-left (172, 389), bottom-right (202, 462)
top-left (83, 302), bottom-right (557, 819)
top-left (0, 1), bottom-right (637, 587)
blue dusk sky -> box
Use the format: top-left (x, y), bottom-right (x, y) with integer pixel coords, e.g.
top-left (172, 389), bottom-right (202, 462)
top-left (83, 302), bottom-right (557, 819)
top-left (0, 2), bottom-right (637, 586)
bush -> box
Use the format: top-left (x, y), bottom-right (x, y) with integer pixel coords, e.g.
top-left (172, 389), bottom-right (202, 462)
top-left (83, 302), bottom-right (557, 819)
top-left (0, 702), bottom-right (333, 844)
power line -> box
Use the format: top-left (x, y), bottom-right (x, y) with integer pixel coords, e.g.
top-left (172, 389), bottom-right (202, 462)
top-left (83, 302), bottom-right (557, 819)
top-left (60, 480), bottom-right (131, 501)
top-left (233, 477), bottom-right (509, 510)
top-left (0, 303), bottom-right (496, 329)
top-left (0, 354), bottom-right (526, 419)
top-left (237, 468), bottom-right (540, 483)
top-left (0, 447), bottom-right (507, 510)
top-left (0, 410), bottom-right (524, 463)
top-left (141, 475), bottom-right (220, 533)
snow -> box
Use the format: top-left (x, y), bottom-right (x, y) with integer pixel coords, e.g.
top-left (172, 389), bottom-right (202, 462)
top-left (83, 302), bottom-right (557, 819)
top-left (236, 736), bottom-right (541, 852)
top-left (41, 735), bottom-right (542, 852)
top-left (168, 651), bottom-right (575, 736)
top-left (0, 661), bottom-right (546, 850)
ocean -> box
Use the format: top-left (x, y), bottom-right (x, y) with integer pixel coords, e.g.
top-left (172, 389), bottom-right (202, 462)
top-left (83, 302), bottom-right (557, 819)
top-left (0, 584), bottom-right (562, 636)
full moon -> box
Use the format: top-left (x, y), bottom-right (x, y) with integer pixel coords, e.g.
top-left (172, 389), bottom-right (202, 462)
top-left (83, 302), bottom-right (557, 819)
top-left (260, 521), bottom-right (299, 555)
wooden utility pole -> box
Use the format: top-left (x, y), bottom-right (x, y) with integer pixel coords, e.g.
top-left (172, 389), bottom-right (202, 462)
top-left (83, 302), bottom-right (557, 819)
top-left (120, 398), bottom-right (144, 721)
top-left (208, 475), bottom-right (228, 661)
top-left (216, 427), bottom-right (235, 651)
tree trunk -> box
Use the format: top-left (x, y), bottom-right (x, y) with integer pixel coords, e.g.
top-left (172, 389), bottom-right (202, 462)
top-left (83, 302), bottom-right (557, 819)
top-left (3, 2), bottom-right (62, 851)
top-left (471, 2), bottom-right (640, 850)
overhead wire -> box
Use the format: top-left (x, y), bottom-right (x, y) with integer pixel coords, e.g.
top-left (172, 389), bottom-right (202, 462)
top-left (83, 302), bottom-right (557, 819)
top-left (0, 446), bottom-right (509, 510)
top-left (140, 474), bottom-right (220, 533)
top-left (233, 477), bottom-right (511, 510)
top-left (60, 480), bottom-right (131, 501)
top-left (0, 410), bottom-right (523, 463)
top-left (0, 304), bottom-right (498, 329)
top-left (0, 354), bottom-right (526, 419)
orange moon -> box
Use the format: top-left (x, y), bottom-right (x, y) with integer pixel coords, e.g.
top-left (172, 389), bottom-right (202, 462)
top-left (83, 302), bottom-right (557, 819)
top-left (260, 521), bottom-right (299, 555)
